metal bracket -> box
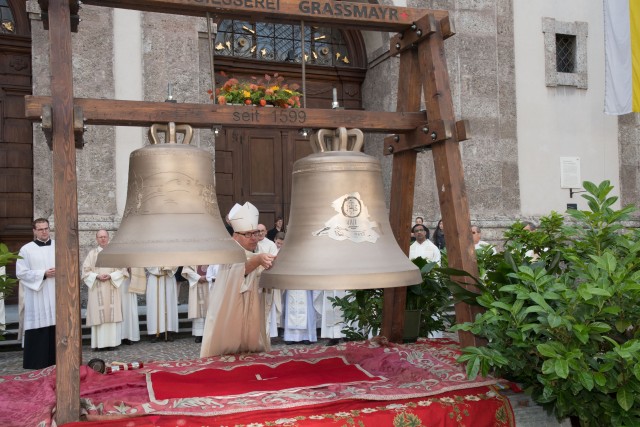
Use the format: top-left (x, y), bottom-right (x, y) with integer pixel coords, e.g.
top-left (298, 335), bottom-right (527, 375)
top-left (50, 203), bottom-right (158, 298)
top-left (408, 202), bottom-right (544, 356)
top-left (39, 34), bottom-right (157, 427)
top-left (38, 0), bottom-right (81, 32)
top-left (390, 14), bottom-right (455, 56)
top-left (41, 105), bottom-right (86, 149)
top-left (383, 120), bottom-right (469, 155)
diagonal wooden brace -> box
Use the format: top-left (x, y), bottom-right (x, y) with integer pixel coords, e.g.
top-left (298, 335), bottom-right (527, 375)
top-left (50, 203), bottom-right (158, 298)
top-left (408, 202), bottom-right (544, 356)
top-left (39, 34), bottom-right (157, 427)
top-left (383, 119), bottom-right (469, 155)
top-left (390, 14), bottom-right (455, 56)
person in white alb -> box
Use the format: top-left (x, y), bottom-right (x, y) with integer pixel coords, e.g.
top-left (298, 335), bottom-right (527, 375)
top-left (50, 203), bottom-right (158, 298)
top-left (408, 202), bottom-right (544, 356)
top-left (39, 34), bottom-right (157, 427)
top-left (182, 264), bottom-right (212, 343)
top-left (16, 218), bottom-right (56, 369)
top-left (256, 223), bottom-right (279, 338)
top-left (81, 229), bottom-right (128, 351)
top-left (409, 223), bottom-right (442, 264)
top-left (145, 266), bottom-right (179, 342)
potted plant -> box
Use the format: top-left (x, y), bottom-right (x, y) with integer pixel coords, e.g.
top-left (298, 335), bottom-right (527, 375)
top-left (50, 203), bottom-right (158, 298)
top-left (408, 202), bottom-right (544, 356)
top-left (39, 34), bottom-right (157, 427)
top-left (448, 181), bottom-right (640, 426)
top-left (0, 243), bottom-right (20, 336)
top-left (208, 72), bottom-right (302, 108)
top-left (330, 257), bottom-right (453, 341)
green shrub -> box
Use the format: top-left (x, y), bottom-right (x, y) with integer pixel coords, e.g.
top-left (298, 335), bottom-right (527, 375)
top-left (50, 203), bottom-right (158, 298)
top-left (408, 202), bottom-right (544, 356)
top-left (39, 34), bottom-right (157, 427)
top-left (451, 181), bottom-right (640, 426)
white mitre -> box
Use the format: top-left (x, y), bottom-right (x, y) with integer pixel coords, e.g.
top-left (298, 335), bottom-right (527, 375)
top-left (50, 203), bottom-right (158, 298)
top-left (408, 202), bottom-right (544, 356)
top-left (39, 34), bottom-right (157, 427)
top-left (228, 202), bottom-right (259, 232)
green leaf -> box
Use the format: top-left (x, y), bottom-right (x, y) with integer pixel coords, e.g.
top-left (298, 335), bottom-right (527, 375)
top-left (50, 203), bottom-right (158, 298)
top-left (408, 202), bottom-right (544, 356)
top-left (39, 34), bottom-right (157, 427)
top-left (555, 359), bottom-right (569, 379)
top-left (588, 287), bottom-right (612, 297)
top-left (617, 387), bottom-right (634, 411)
top-left (537, 343), bottom-right (559, 358)
top-left (589, 322), bottom-right (612, 334)
top-left (547, 313), bottom-right (562, 328)
top-left (593, 372), bottom-right (607, 387)
top-left (633, 363), bottom-right (640, 381)
top-left (615, 319), bottom-right (631, 333)
top-left (466, 356), bottom-right (481, 380)
top-left (577, 370), bottom-right (594, 391)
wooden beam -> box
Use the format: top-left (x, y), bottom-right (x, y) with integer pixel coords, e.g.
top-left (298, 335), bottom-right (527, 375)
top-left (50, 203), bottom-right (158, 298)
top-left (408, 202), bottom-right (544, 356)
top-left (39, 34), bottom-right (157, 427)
top-left (382, 46), bottom-right (422, 343)
top-left (80, 0), bottom-right (449, 32)
top-left (418, 20), bottom-right (484, 348)
top-left (25, 96), bottom-right (427, 133)
top-left (48, 0), bottom-right (81, 424)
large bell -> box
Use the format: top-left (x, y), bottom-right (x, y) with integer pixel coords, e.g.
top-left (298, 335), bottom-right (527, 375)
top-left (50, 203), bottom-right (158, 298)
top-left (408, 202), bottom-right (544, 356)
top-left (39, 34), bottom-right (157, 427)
top-left (96, 123), bottom-right (245, 268)
top-left (259, 127), bottom-right (421, 290)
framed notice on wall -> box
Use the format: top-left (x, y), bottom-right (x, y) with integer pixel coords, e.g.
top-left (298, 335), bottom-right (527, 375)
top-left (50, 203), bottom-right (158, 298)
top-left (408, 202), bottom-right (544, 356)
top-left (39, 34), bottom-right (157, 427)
top-left (560, 157), bottom-right (581, 189)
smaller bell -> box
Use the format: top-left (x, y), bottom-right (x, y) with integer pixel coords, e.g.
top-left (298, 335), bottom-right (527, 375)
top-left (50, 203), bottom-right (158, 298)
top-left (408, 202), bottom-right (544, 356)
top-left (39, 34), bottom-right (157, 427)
top-left (259, 127), bottom-right (421, 290)
top-left (97, 123), bottom-right (245, 268)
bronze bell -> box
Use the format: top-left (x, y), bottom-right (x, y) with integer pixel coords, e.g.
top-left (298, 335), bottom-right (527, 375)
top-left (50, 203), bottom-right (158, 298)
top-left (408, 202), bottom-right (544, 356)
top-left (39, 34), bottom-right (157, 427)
top-left (96, 122), bottom-right (245, 268)
top-left (259, 127), bottom-right (421, 290)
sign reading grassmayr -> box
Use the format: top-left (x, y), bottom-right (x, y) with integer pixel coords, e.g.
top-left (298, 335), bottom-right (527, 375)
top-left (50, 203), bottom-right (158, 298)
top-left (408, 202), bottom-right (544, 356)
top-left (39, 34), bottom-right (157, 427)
top-left (191, 0), bottom-right (406, 21)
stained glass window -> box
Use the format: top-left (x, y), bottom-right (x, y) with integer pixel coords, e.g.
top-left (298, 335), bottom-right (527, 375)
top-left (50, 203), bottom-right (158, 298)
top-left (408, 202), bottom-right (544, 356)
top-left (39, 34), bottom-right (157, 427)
top-left (0, 0), bottom-right (15, 34)
top-left (215, 21), bottom-right (352, 67)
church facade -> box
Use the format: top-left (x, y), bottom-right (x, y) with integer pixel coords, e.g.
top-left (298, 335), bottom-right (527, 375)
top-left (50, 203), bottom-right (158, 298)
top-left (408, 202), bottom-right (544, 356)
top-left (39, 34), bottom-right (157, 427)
top-left (2, 0), bottom-right (636, 265)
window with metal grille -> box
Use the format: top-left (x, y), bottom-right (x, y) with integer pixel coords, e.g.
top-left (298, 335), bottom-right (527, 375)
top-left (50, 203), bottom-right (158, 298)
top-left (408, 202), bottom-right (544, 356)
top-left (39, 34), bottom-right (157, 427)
top-left (0, 0), bottom-right (15, 34)
top-left (555, 34), bottom-right (576, 73)
top-left (215, 20), bottom-right (352, 67)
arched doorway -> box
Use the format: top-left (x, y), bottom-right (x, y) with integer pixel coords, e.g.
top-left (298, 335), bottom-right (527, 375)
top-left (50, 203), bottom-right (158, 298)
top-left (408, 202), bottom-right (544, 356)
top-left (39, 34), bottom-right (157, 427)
top-left (0, 0), bottom-right (32, 303)
top-left (212, 20), bottom-right (367, 228)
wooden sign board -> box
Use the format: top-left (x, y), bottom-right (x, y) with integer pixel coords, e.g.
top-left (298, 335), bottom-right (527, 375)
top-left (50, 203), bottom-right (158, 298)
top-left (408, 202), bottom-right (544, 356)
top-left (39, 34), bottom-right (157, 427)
top-left (81, 0), bottom-right (449, 31)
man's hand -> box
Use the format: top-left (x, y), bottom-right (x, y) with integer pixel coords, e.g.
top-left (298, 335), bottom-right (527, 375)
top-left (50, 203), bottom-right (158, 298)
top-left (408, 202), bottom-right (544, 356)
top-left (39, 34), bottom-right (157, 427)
top-left (257, 253), bottom-right (276, 270)
top-left (45, 267), bottom-right (55, 278)
top-left (98, 273), bottom-right (111, 281)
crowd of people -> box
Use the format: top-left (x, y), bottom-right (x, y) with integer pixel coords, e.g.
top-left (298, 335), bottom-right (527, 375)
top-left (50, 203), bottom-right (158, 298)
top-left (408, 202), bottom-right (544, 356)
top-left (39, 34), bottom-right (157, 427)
top-left (14, 209), bottom-right (500, 369)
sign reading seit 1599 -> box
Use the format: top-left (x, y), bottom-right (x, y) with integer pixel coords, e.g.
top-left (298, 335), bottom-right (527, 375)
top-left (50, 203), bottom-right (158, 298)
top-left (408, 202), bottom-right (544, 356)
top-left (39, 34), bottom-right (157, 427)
top-left (192, 0), bottom-right (405, 22)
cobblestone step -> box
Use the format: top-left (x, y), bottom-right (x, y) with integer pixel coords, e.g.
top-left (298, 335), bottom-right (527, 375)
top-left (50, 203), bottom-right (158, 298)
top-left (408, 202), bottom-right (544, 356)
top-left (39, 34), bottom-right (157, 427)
top-left (0, 307), bottom-right (194, 351)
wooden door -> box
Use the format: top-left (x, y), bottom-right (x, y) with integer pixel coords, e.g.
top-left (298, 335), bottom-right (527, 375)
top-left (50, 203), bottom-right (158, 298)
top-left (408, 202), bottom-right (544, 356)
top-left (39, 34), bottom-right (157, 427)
top-left (0, 0), bottom-right (33, 303)
top-left (215, 127), bottom-right (315, 230)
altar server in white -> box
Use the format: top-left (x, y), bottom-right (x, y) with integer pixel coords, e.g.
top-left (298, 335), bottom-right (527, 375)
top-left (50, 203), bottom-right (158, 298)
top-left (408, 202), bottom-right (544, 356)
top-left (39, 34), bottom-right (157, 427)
top-left (16, 218), bottom-right (56, 369)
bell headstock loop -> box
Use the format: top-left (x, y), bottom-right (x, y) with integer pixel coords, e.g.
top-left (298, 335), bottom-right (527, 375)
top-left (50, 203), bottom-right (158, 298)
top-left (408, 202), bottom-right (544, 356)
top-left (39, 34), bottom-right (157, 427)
top-left (309, 127), bottom-right (364, 153)
top-left (149, 122), bottom-right (194, 145)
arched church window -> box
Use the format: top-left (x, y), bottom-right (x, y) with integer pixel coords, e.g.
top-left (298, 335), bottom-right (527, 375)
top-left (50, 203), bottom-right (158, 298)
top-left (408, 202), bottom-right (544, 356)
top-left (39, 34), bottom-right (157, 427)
top-left (215, 21), bottom-right (352, 67)
top-left (0, 0), bottom-right (15, 34)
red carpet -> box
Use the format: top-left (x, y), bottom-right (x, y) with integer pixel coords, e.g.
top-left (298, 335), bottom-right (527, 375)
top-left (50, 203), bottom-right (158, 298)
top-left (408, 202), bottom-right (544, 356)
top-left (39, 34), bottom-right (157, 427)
top-left (149, 356), bottom-right (384, 400)
top-left (0, 338), bottom-right (515, 427)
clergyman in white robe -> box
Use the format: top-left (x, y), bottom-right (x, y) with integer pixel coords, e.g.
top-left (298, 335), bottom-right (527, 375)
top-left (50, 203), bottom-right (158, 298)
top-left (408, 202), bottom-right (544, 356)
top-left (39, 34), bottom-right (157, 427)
top-left (82, 246), bottom-right (128, 349)
top-left (119, 269), bottom-right (141, 343)
top-left (145, 266), bottom-right (179, 340)
top-left (183, 265), bottom-right (212, 342)
top-left (282, 289), bottom-right (317, 343)
top-left (313, 290), bottom-right (347, 339)
top-left (16, 236), bottom-right (56, 369)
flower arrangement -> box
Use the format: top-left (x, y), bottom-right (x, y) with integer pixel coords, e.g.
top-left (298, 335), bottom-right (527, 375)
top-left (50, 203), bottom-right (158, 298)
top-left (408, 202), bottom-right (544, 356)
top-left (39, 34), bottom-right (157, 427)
top-left (208, 72), bottom-right (302, 108)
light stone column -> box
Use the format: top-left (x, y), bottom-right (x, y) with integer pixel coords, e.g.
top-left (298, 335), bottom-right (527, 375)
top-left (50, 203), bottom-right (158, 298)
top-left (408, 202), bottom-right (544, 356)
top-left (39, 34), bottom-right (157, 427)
top-left (114, 9), bottom-right (144, 216)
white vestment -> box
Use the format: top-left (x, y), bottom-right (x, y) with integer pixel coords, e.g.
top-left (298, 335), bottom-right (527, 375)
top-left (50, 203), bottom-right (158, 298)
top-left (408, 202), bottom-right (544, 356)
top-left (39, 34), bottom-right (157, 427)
top-left (283, 290), bottom-right (317, 342)
top-left (16, 241), bottom-right (56, 331)
top-left (313, 290), bottom-right (347, 339)
top-left (258, 238), bottom-right (280, 337)
top-left (82, 247), bottom-right (127, 349)
top-left (200, 248), bottom-right (270, 357)
top-left (145, 266), bottom-right (179, 335)
top-left (409, 239), bottom-right (442, 264)
top-left (183, 265), bottom-right (211, 337)
top-left (119, 273), bottom-right (141, 342)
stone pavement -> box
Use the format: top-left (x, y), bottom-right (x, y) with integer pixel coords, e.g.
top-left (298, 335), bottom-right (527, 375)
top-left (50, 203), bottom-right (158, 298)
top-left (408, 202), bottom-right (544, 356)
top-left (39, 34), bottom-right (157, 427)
top-left (0, 333), bottom-right (313, 376)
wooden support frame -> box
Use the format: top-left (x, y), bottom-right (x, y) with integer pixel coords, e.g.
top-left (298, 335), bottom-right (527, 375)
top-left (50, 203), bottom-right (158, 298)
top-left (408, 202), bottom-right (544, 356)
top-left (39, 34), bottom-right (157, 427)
top-left (35, 0), bottom-right (482, 423)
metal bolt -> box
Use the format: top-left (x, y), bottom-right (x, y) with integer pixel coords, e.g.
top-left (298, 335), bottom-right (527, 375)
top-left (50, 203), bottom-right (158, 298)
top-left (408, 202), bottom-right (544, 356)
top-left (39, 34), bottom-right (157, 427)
top-left (422, 127), bottom-right (429, 134)
top-left (387, 145), bottom-right (394, 153)
top-left (83, 125), bottom-right (88, 131)
top-left (411, 24), bottom-right (417, 31)
top-left (431, 132), bottom-right (437, 141)
top-left (416, 29), bottom-right (422, 37)
top-left (395, 43), bottom-right (401, 50)
top-left (394, 135), bottom-right (400, 142)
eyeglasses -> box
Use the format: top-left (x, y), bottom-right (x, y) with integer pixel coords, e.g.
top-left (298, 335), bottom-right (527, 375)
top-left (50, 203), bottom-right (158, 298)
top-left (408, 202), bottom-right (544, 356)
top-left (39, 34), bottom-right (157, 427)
top-left (235, 231), bottom-right (261, 238)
